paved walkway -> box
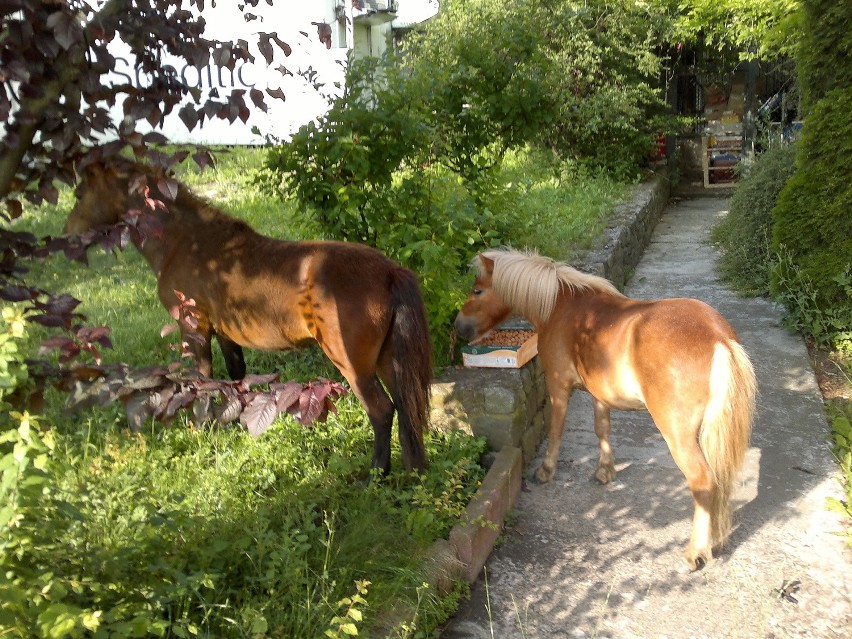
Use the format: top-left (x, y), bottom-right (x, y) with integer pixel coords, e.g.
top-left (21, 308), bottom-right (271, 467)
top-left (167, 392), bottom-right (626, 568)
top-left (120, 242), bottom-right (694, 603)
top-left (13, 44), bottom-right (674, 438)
top-left (441, 196), bottom-right (851, 638)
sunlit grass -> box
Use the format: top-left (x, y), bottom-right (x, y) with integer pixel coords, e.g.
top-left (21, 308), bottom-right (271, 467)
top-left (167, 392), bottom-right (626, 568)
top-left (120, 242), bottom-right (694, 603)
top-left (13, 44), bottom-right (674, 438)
top-left (178, 146), bottom-right (300, 237)
top-left (499, 147), bottom-right (628, 258)
top-left (40, 397), bottom-right (484, 637)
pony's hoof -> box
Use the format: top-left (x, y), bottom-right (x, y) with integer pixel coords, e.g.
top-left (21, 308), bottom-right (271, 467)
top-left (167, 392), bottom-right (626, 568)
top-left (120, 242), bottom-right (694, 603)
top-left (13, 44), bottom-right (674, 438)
top-left (358, 467), bottom-right (388, 489)
top-left (533, 464), bottom-right (554, 484)
top-left (594, 465), bottom-right (616, 484)
top-left (681, 548), bottom-right (711, 572)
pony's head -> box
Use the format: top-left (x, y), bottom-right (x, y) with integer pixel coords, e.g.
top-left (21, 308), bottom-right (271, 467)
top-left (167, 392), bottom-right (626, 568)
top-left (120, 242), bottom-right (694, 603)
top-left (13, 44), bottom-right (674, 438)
top-left (64, 160), bottom-right (127, 235)
top-left (453, 252), bottom-right (514, 342)
top-left (64, 158), bottom-right (161, 236)
top-left (454, 248), bottom-right (622, 341)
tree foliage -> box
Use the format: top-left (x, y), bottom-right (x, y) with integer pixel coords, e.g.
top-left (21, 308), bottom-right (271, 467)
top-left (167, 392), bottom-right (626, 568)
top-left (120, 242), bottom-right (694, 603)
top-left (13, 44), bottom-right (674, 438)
top-left (793, 0), bottom-right (852, 110)
top-left (1, 0), bottom-right (278, 209)
top-left (667, 0), bottom-right (803, 60)
top-left (400, 0), bottom-right (673, 178)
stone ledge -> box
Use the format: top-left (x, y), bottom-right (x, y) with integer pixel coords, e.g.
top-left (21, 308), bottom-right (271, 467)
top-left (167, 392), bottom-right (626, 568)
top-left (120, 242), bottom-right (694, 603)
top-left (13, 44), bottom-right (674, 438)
top-left (573, 170), bottom-right (671, 288)
top-left (431, 359), bottom-right (547, 466)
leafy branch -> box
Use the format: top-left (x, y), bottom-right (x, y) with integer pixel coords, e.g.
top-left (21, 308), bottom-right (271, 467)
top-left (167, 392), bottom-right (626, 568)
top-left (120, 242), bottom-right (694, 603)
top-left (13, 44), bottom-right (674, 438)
top-left (60, 363), bottom-right (348, 436)
top-left (2, 223), bottom-right (347, 432)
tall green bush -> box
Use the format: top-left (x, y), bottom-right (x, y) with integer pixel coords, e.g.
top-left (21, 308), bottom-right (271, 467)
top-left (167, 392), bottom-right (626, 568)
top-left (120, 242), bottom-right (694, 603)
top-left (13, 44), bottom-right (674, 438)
top-left (772, 90), bottom-right (852, 305)
top-left (770, 0), bottom-right (852, 351)
top-left (795, 0), bottom-right (852, 110)
top-left (670, 0), bottom-right (803, 61)
top-left (711, 143), bottom-right (797, 296)
top-left (395, 0), bottom-right (552, 179)
top-left (532, 0), bottom-right (672, 177)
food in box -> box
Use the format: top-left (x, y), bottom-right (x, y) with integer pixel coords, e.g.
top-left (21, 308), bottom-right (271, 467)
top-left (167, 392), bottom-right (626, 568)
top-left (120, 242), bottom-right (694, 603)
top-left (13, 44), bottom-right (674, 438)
top-left (461, 322), bottom-right (538, 368)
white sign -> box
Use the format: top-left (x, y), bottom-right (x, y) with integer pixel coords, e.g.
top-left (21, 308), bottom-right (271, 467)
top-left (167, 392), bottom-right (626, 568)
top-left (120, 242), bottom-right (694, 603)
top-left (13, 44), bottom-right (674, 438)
top-left (105, 2), bottom-right (348, 145)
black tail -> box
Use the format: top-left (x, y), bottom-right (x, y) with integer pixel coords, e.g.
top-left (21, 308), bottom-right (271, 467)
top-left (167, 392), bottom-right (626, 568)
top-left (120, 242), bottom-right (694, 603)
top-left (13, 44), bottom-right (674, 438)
top-left (388, 267), bottom-right (432, 472)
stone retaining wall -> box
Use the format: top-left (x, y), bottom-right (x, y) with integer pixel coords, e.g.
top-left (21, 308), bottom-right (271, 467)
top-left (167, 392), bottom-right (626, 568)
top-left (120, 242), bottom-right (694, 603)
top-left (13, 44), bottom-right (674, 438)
top-left (573, 172), bottom-right (672, 284)
top-left (431, 358), bottom-right (548, 465)
top-left (430, 170), bottom-right (671, 473)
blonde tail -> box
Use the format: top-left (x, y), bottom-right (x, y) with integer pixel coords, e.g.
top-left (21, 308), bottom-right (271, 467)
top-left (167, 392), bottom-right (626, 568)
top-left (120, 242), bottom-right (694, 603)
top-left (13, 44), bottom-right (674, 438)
top-left (699, 340), bottom-right (757, 547)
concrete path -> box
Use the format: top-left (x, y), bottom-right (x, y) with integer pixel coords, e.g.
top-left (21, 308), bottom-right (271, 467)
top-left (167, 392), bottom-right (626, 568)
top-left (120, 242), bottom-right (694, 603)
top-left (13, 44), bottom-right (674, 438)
top-left (441, 196), bottom-right (851, 639)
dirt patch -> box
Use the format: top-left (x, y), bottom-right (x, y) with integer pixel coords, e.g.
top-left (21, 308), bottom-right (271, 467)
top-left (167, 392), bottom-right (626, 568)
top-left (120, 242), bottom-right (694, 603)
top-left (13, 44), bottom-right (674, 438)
top-left (807, 342), bottom-right (852, 402)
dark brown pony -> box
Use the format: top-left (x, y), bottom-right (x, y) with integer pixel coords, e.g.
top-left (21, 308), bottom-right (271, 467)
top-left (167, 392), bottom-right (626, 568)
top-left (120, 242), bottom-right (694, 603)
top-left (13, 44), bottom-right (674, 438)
top-left (454, 248), bottom-right (756, 570)
top-left (64, 158), bottom-right (432, 475)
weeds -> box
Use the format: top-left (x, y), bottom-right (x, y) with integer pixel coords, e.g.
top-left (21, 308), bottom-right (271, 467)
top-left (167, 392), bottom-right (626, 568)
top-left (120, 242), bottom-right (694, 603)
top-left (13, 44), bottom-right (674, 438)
top-left (499, 148), bottom-right (628, 259)
top-left (827, 390), bottom-right (852, 547)
top-left (773, 249), bottom-right (852, 355)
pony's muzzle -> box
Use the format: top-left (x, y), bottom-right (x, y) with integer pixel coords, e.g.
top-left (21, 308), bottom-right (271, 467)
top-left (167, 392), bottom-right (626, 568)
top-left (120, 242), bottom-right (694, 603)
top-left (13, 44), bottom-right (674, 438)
top-left (453, 314), bottom-right (479, 342)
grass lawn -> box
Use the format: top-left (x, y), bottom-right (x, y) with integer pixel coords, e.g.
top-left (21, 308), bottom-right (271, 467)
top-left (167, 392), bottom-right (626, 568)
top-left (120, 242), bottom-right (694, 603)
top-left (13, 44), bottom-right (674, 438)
top-left (2, 146), bottom-right (630, 637)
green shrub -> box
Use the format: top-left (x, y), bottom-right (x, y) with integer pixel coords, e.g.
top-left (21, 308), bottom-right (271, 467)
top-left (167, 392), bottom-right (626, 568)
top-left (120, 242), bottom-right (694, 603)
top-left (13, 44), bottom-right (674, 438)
top-left (531, 1), bottom-right (672, 179)
top-left (400, 0), bottom-right (672, 180)
top-left (500, 149), bottom-right (628, 259)
top-left (769, 0), bottom-right (852, 353)
top-left (796, 0), bottom-right (852, 110)
top-left (711, 143), bottom-right (797, 296)
top-left (772, 249), bottom-right (852, 353)
top-left (1, 402), bottom-right (487, 637)
top-left (771, 87), bottom-right (852, 351)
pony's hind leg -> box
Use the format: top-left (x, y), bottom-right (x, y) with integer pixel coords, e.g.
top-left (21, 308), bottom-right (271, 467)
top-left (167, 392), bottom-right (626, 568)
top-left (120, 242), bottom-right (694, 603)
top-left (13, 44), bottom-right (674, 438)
top-left (593, 399), bottom-right (617, 484)
top-left (656, 415), bottom-right (716, 571)
top-left (345, 371), bottom-right (396, 476)
top-left (215, 334), bottom-right (246, 380)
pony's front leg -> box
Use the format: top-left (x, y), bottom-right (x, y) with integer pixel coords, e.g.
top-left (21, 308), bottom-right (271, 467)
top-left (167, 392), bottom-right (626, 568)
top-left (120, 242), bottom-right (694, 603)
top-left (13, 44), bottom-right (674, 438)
top-left (593, 399), bottom-right (617, 484)
top-left (182, 328), bottom-right (214, 377)
top-left (534, 382), bottom-right (573, 483)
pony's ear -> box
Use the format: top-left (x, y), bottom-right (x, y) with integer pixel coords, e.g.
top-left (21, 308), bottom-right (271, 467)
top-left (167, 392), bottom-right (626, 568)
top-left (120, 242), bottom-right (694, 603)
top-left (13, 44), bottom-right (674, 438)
top-left (78, 157), bottom-right (125, 184)
top-left (75, 156), bottom-right (103, 180)
top-left (478, 254), bottom-right (495, 276)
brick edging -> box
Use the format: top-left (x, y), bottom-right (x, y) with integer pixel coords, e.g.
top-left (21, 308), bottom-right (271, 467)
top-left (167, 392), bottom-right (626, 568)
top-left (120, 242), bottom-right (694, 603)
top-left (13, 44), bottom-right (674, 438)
top-left (449, 446), bottom-right (523, 583)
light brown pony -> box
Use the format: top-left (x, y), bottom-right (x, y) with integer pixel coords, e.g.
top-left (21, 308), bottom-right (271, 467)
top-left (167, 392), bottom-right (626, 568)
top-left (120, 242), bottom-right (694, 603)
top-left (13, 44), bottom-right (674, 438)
top-left (454, 248), bottom-right (756, 570)
top-left (64, 158), bottom-right (432, 475)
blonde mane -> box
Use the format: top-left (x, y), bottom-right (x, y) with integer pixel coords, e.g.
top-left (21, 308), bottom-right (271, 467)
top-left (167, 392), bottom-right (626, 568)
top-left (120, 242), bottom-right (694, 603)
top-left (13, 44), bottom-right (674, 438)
top-left (477, 248), bottom-right (624, 322)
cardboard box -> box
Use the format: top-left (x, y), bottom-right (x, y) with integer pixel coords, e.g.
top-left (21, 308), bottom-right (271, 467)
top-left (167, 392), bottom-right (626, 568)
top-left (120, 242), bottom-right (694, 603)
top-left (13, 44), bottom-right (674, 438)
top-left (462, 322), bottom-right (538, 369)
top-left (704, 83), bottom-right (728, 109)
